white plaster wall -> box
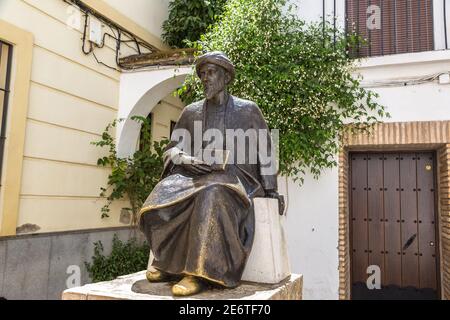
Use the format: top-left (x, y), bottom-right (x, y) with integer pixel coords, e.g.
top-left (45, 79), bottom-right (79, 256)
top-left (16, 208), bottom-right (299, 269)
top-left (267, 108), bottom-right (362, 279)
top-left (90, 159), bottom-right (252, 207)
top-left (103, 0), bottom-right (170, 38)
top-left (293, 0), bottom-right (345, 29)
top-left (117, 67), bottom-right (192, 157)
top-left (371, 84), bottom-right (450, 123)
top-left (278, 171), bottom-right (340, 300)
top-left (357, 52), bottom-right (450, 123)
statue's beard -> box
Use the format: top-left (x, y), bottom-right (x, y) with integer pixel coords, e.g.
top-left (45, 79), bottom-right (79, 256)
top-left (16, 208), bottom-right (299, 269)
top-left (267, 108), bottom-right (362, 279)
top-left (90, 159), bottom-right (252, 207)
top-left (204, 82), bottom-right (225, 100)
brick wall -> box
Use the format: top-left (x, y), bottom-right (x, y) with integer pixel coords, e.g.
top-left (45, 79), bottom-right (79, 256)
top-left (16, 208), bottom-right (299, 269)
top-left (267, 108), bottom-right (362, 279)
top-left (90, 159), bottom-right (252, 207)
top-left (439, 145), bottom-right (450, 299)
top-left (338, 150), bottom-right (351, 299)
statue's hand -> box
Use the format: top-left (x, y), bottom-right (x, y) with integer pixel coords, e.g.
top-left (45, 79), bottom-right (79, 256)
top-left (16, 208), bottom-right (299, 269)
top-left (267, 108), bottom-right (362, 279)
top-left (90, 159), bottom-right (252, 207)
top-left (265, 190), bottom-right (285, 216)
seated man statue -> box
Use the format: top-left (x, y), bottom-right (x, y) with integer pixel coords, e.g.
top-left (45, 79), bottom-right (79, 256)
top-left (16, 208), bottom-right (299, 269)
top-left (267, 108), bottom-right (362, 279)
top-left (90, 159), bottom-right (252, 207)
top-left (139, 51), bottom-right (284, 296)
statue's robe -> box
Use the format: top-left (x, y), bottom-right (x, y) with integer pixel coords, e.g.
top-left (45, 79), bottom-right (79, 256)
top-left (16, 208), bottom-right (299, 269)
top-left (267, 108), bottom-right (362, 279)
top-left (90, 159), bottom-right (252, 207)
top-left (139, 95), bottom-right (277, 287)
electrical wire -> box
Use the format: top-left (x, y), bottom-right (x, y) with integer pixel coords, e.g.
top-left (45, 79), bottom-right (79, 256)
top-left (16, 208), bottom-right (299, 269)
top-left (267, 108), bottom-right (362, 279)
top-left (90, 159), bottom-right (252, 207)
top-left (106, 25), bottom-right (143, 55)
top-left (63, 0), bottom-right (156, 71)
top-left (360, 71), bottom-right (450, 88)
top-left (92, 51), bottom-right (120, 72)
top-left (81, 13), bottom-right (93, 55)
top-left (66, 0), bottom-right (155, 51)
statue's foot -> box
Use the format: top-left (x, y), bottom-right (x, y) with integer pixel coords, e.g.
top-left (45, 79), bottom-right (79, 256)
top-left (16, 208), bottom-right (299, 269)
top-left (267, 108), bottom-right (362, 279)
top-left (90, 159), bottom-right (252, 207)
top-left (172, 276), bottom-right (204, 296)
top-left (146, 269), bottom-right (171, 282)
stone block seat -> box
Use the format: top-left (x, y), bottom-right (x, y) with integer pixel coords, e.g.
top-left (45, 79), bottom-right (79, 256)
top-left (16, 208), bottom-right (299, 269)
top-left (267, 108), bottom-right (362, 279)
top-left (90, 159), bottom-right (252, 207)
top-left (241, 198), bottom-right (291, 284)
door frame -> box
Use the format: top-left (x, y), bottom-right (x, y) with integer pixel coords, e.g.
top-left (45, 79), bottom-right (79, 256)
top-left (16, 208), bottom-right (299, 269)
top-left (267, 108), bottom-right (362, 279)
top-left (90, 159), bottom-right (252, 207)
top-left (348, 150), bottom-right (441, 299)
top-left (338, 121), bottom-right (450, 300)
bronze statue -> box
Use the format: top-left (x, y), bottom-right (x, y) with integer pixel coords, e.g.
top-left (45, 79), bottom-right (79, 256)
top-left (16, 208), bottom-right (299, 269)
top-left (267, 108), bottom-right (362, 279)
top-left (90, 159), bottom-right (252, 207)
top-left (139, 51), bottom-right (284, 296)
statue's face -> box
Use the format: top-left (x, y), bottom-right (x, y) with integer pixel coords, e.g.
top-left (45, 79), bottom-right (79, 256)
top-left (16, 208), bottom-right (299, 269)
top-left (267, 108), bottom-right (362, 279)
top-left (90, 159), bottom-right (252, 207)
top-left (198, 63), bottom-right (229, 100)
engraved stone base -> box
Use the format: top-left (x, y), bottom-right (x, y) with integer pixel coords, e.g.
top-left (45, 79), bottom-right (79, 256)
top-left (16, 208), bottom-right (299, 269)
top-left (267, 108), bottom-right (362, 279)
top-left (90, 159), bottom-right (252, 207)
top-left (62, 271), bottom-right (303, 300)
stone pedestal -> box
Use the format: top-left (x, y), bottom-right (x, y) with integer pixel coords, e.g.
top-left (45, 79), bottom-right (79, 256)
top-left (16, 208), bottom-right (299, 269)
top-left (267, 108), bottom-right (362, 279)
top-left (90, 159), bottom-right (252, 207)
top-left (62, 271), bottom-right (302, 300)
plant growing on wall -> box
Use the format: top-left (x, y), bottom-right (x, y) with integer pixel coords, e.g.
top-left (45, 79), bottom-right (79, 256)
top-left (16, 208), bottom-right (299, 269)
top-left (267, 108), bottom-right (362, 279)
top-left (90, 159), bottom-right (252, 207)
top-left (91, 116), bottom-right (168, 223)
top-left (180, 0), bottom-right (389, 182)
top-left (85, 234), bottom-right (149, 282)
top-left (162, 0), bottom-right (227, 48)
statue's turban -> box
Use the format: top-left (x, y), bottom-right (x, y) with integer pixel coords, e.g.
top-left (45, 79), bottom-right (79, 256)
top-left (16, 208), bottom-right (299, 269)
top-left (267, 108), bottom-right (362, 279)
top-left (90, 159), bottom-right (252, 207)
top-left (195, 51), bottom-right (235, 84)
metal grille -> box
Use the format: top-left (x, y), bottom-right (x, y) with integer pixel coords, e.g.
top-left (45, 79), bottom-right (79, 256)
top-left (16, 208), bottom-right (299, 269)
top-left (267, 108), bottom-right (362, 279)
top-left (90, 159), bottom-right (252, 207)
top-left (0, 40), bottom-right (13, 186)
top-left (346, 0), bottom-right (435, 57)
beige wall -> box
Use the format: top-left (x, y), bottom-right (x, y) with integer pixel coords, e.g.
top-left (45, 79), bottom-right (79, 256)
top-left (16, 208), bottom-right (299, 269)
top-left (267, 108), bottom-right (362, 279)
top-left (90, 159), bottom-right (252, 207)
top-left (0, 19), bottom-right (33, 236)
top-left (0, 0), bottom-right (176, 235)
top-left (151, 94), bottom-right (183, 143)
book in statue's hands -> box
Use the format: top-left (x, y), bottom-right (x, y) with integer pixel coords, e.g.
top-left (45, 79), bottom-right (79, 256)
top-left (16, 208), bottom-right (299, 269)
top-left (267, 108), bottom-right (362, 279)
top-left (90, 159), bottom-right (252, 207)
top-left (196, 149), bottom-right (230, 171)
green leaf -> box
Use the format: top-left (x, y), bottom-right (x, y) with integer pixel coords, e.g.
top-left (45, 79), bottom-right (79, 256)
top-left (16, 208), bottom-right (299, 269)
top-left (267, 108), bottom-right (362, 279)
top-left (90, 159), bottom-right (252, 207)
top-left (85, 235), bottom-right (150, 282)
top-left (179, 0), bottom-right (388, 184)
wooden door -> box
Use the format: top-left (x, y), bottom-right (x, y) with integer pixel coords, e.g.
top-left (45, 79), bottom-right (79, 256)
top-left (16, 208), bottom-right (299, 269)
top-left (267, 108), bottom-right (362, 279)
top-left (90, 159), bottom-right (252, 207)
top-left (350, 152), bottom-right (439, 299)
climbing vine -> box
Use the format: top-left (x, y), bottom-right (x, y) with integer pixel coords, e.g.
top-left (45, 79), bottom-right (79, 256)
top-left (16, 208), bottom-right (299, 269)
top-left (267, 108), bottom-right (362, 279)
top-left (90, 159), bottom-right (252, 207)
top-left (91, 116), bottom-right (168, 222)
top-left (162, 0), bottom-right (226, 48)
top-left (180, 0), bottom-right (389, 182)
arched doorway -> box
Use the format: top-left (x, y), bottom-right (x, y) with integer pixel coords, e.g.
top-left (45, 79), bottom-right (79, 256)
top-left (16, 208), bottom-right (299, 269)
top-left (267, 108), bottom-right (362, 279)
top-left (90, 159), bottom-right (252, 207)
top-left (116, 66), bottom-right (191, 158)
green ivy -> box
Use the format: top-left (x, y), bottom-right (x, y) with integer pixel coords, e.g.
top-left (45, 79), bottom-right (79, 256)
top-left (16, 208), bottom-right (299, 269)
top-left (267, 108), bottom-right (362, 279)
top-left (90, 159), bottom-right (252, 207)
top-left (162, 0), bottom-right (226, 48)
top-left (85, 234), bottom-right (149, 282)
top-left (180, 0), bottom-right (389, 183)
top-left (91, 116), bottom-right (168, 222)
